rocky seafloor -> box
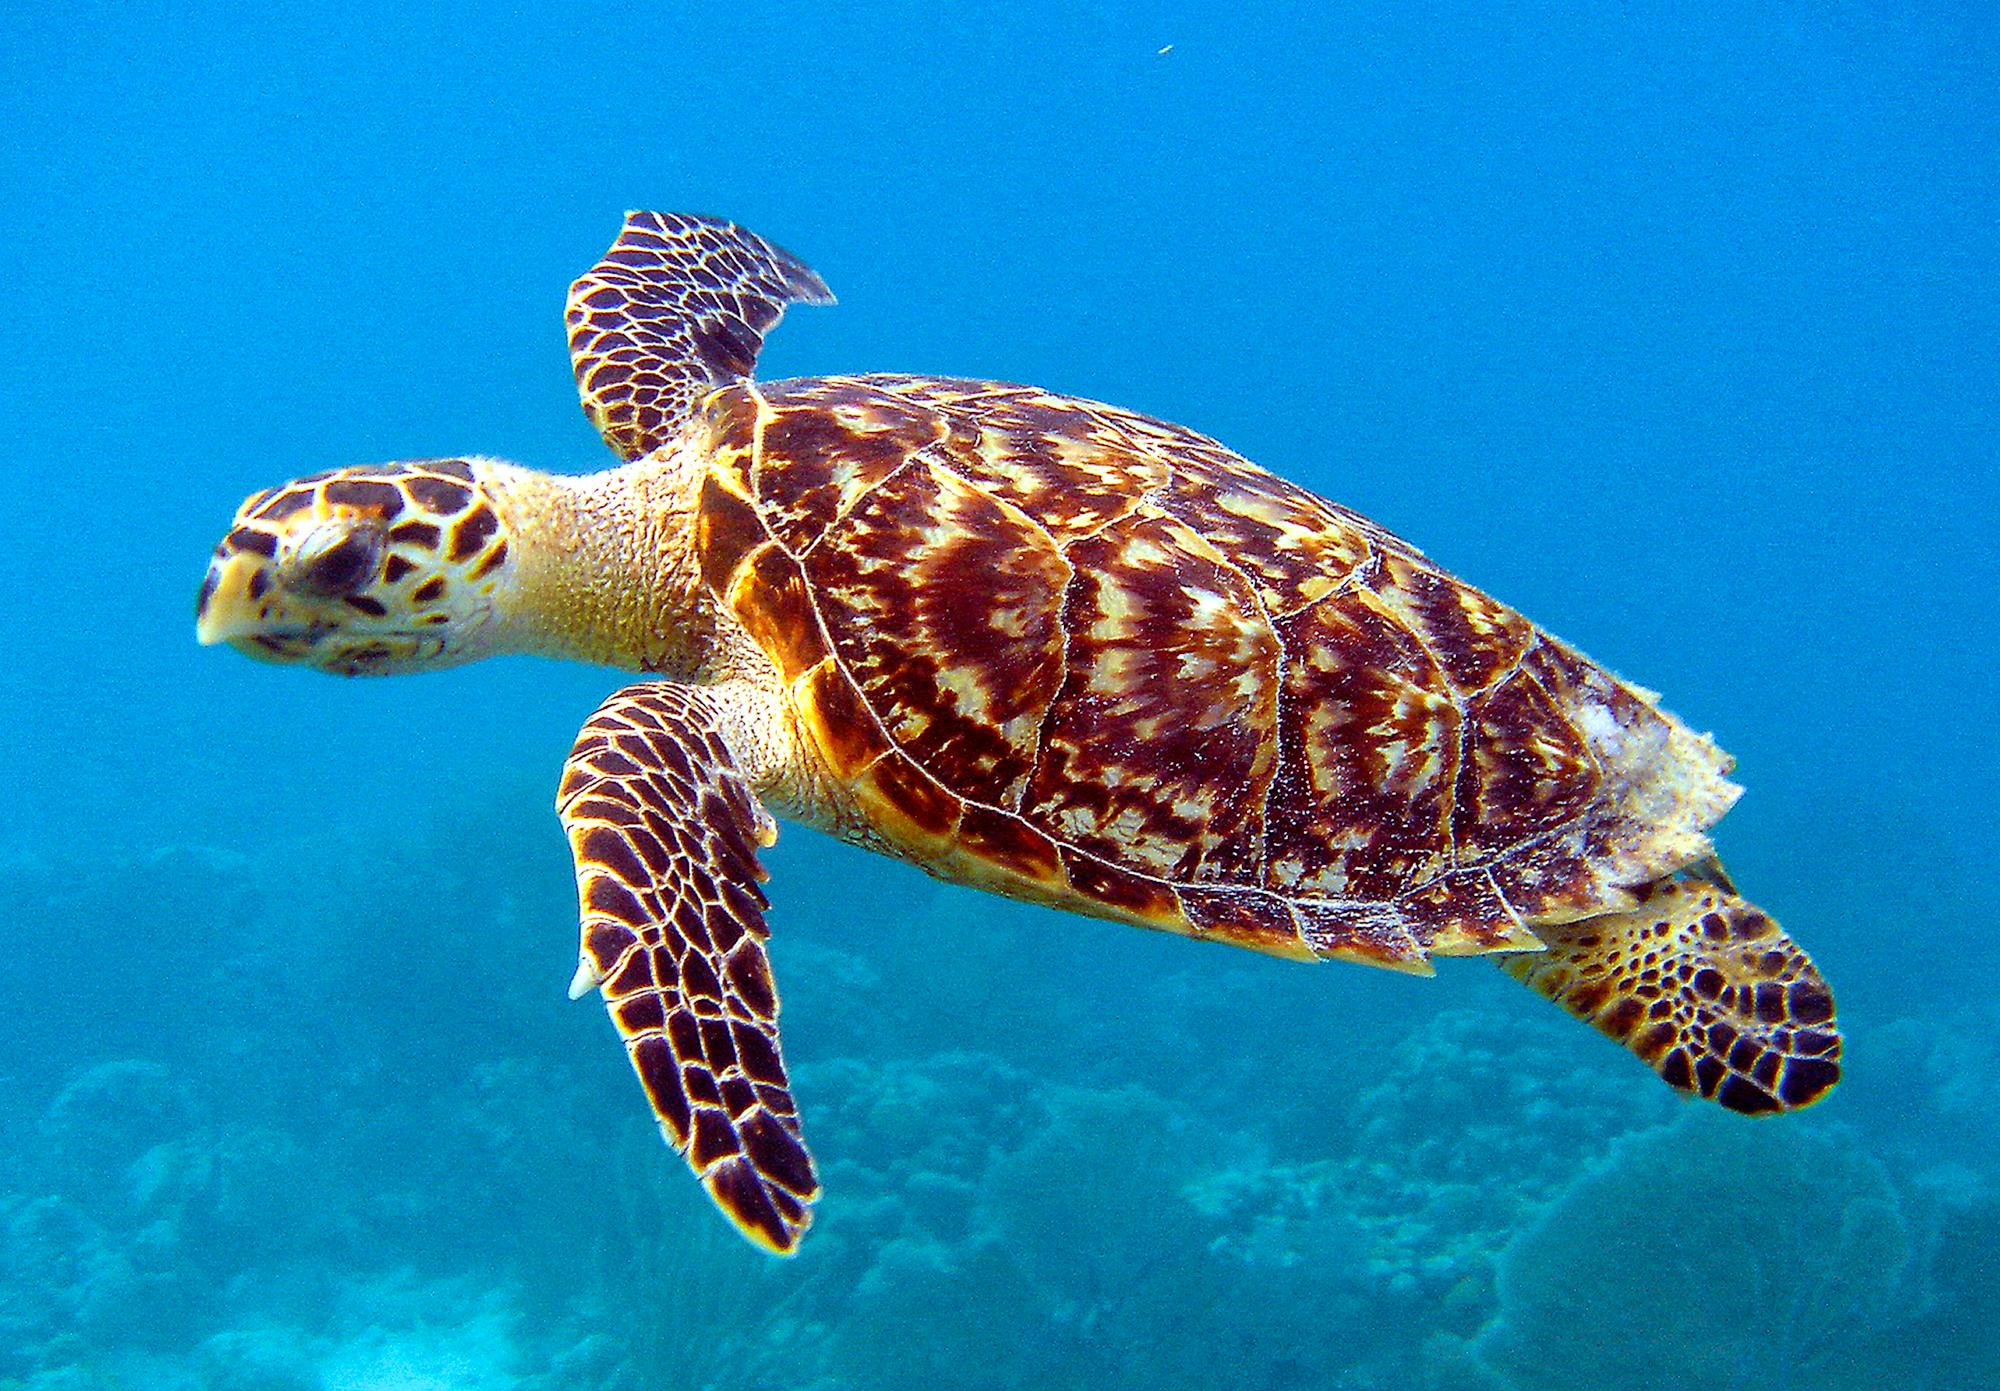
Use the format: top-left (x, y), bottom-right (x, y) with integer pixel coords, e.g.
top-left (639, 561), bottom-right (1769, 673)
top-left (2, 813), bottom-right (1991, 1390)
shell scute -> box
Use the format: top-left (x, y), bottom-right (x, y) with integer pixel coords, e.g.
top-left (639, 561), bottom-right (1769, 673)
top-left (1521, 636), bottom-right (1659, 732)
top-left (861, 754), bottom-right (962, 841)
top-left (796, 452), bottom-right (1068, 808)
top-left (1455, 667), bottom-right (1602, 853)
top-left (1058, 847), bottom-right (1182, 924)
top-left (700, 388), bottom-right (761, 492)
top-left (1395, 869), bottom-right (1537, 953)
top-left (1157, 463), bottom-right (1399, 613)
top-left (1018, 511), bottom-right (1280, 882)
top-left (731, 543), bottom-right (828, 683)
top-left (1487, 844), bottom-right (1603, 927)
top-left (748, 386), bottom-right (941, 552)
top-left (1291, 898), bottom-right (1432, 968)
top-left (930, 388), bottom-right (1166, 543)
top-left (695, 474), bottom-right (767, 596)
top-left (1265, 589), bottom-right (1460, 901)
top-left (955, 804), bottom-right (1064, 884)
top-left (795, 659), bottom-right (892, 780)
top-left (1177, 886), bottom-right (1313, 959)
top-left (1372, 551), bottom-right (1537, 694)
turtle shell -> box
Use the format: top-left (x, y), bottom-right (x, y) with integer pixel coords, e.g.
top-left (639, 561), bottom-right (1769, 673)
top-left (693, 374), bottom-right (1738, 971)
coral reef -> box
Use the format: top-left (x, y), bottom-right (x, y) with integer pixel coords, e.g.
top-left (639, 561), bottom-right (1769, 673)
top-left (0, 838), bottom-right (1988, 1390)
top-left (1453, 1114), bottom-right (1928, 1391)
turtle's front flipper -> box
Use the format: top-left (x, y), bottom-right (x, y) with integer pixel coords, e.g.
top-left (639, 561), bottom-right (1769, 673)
top-left (568, 211), bottom-right (834, 460)
top-left (557, 681), bottom-right (818, 1253)
top-left (1499, 878), bottom-right (1841, 1114)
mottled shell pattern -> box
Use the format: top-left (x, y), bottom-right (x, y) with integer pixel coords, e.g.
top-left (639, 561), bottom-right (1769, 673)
top-left (694, 374), bottom-right (1735, 971)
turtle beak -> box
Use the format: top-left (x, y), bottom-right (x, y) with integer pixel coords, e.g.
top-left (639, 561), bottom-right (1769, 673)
top-left (195, 549), bottom-right (272, 646)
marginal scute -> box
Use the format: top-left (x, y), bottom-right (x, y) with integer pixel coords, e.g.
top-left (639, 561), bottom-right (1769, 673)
top-left (796, 658), bottom-right (893, 779)
top-left (955, 803), bottom-right (1063, 884)
top-left (695, 475), bottom-right (770, 597)
top-left (1057, 847), bottom-right (1181, 924)
top-left (1293, 899), bottom-right (1431, 972)
top-left (1401, 870), bottom-right (1543, 954)
top-left (1177, 886), bottom-right (1313, 960)
top-left (862, 754), bottom-right (963, 841)
top-left (701, 386), bottom-right (761, 492)
top-left (730, 543), bottom-right (828, 682)
top-left (1486, 843), bottom-right (1608, 928)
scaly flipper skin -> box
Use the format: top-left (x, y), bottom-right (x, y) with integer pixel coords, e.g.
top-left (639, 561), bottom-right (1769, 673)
top-left (1498, 877), bottom-right (1841, 1113)
top-left (567, 211), bottom-right (835, 461)
top-left (557, 682), bottom-right (819, 1252)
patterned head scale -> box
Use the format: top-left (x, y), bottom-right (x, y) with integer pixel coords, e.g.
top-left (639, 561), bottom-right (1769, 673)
top-left (195, 458), bottom-right (516, 675)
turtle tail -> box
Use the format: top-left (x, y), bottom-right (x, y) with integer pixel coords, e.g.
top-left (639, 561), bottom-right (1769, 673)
top-left (1498, 864), bottom-right (1841, 1113)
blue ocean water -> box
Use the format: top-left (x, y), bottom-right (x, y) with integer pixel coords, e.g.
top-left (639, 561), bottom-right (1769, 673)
top-left (3, 2), bottom-right (1995, 1386)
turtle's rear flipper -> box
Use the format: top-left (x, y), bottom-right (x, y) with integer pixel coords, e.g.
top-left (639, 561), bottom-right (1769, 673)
top-left (1498, 877), bottom-right (1841, 1113)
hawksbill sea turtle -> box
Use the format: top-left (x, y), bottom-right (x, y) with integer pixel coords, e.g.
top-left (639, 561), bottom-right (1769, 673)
top-left (196, 212), bottom-right (1841, 1253)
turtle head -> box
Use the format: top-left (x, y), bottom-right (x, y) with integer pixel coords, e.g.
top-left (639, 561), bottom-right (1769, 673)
top-left (196, 458), bottom-right (521, 676)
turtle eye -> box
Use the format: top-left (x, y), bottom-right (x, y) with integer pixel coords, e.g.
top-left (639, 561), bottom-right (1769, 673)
top-left (296, 526), bottom-right (384, 596)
